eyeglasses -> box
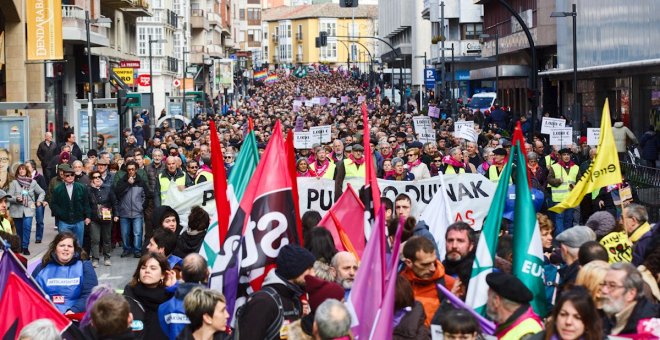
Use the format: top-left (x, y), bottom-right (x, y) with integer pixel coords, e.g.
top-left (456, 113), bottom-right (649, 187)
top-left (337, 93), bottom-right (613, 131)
top-left (224, 156), bottom-right (233, 160)
top-left (188, 166), bottom-right (199, 169)
top-left (599, 281), bottom-right (626, 291)
top-left (406, 154), bottom-right (416, 157)
top-left (434, 159), bottom-right (442, 162)
top-left (0, 157), bottom-right (8, 161)
top-left (91, 176), bottom-right (102, 179)
top-left (64, 174), bottom-right (75, 177)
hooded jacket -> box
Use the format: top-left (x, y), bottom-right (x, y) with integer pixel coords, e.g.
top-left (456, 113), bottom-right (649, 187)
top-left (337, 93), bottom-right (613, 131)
top-left (393, 301), bottom-right (431, 340)
top-left (152, 205), bottom-right (183, 236)
top-left (400, 259), bottom-right (455, 327)
top-left (158, 282), bottom-right (204, 340)
top-left (172, 229), bottom-right (207, 258)
top-left (612, 122), bottom-right (638, 153)
top-left (115, 173), bottom-right (148, 218)
top-left (236, 270), bottom-right (305, 340)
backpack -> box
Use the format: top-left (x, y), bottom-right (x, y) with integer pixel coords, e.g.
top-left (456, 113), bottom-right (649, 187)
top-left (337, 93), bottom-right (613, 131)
top-left (235, 286), bottom-right (283, 340)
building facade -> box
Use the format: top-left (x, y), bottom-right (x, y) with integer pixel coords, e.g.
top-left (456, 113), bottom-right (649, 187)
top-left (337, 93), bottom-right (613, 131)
top-left (262, 4), bottom-right (378, 70)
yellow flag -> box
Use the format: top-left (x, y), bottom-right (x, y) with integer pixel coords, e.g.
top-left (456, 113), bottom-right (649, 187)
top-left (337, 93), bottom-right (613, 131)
top-left (549, 99), bottom-right (622, 213)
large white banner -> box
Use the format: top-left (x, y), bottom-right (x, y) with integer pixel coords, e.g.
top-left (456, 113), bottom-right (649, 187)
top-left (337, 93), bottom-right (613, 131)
top-left (163, 181), bottom-right (217, 228)
top-left (298, 174), bottom-right (497, 230)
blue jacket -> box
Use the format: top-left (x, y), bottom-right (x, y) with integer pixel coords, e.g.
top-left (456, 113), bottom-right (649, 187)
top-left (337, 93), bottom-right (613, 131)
top-left (159, 282), bottom-right (203, 340)
top-left (32, 254), bottom-right (98, 313)
top-left (413, 220), bottom-right (440, 257)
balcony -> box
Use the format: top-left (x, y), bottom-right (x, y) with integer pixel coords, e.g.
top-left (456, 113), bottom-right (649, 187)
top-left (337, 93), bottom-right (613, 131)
top-left (207, 11), bottom-right (221, 27)
top-left (296, 32), bottom-right (303, 41)
top-left (247, 40), bottom-right (261, 48)
top-left (189, 45), bottom-right (209, 64)
top-left (191, 9), bottom-right (209, 30)
top-left (296, 54), bottom-right (303, 63)
top-left (207, 44), bottom-right (223, 57)
top-left (61, 5), bottom-right (110, 46)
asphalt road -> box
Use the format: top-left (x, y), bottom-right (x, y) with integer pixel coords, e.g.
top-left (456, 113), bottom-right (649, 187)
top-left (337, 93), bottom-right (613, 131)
top-left (24, 207), bottom-right (138, 291)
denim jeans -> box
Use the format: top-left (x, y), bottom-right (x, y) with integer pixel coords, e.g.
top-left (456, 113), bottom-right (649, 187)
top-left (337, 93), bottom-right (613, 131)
top-left (550, 202), bottom-right (574, 236)
top-left (35, 205), bottom-right (45, 242)
top-left (19, 216), bottom-right (34, 249)
top-left (120, 217), bottom-right (143, 254)
top-left (58, 220), bottom-right (85, 245)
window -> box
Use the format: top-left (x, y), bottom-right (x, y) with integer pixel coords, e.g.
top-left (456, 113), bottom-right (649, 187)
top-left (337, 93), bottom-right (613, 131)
top-left (137, 26), bottom-right (164, 56)
top-left (462, 23), bottom-right (483, 40)
top-left (248, 29), bottom-right (255, 42)
top-left (255, 29), bottom-right (262, 42)
top-left (320, 41), bottom-right (337, 60)
top-left (287, 24), bottom-right (291, 38)
top-left (240, 9), bottom-right (245, 20)
top-left (319, 21), bottom-right (336, 37)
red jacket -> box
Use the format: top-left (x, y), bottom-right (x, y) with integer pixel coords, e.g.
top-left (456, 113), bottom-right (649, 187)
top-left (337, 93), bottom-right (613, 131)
top-left (401, 259), bottom-right (455, 327)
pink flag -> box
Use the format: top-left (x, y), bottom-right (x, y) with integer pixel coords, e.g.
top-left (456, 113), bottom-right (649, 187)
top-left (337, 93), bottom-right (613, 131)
top-left (318, 184), bottom-right (366, 256)
top-left (347, 208), bottom-right (387, 338)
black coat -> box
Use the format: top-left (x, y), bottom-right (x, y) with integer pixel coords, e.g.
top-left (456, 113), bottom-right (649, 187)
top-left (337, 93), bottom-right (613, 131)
top-left (393, 302), bottom-right (430, 340)
top-left (123, 283), bottom-right (173, 340)
top-left (602, 297), bottom-right (659, 335)
top-left (37, 140), bottom-right (58, 167)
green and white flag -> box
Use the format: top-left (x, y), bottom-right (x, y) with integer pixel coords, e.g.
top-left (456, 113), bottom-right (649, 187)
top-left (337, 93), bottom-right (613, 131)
top-left (293, 66), bottom-right (308, 78)
top-left (512, 141), bottom-right (548, 317)
top-left (465, 158), bottom-right (513, 315)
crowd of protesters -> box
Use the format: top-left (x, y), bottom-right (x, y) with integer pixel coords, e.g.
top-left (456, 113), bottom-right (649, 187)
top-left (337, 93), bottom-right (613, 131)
top-left (0, 68), bottom-right (657, 339)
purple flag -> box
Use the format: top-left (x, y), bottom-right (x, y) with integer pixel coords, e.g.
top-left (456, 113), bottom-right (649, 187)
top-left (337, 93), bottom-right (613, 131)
top-left (370, 216), bottom-right (404, 338)
top-left (436, 283), bottom-right (497, 335)
top-left (294, 116), bottom-right (304, 132)
top-left (348, 208), bottom-right (387, 338)
top-left (0, 249), bottom-right (43, 298)
top-left (341, 96), bottom-right (349, 104)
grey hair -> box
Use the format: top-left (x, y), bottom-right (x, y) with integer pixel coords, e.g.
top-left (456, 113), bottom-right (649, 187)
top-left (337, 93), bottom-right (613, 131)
top-left (610, 262), bottom-right (645, 299)
top-left (72, 160), bottom-right (83, 167)
top-left (526, 151), bottom-right (538, 161)
top-left (624, 203), bottom-right (648, 224)
top-left (330, 251), bottom-right (355, 269)
top-left (18, 319), bottom-right (61, 340)
top-left (378, 140), bottom-right (390, 148)
top-left (449, 147), bottom-right (462, 156)
top-left (482, 147), bottom-right (494, 158)
top-left (152, 148), bottom-right (164, 156)
top-left (391, 157), bottom-right (404, 167)
top-left (315, 299), bottom-right (351, 339)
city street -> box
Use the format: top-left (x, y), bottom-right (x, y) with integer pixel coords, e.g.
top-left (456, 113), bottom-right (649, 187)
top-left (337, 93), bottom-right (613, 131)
top-left (24, 207), bottom-right (137, 291)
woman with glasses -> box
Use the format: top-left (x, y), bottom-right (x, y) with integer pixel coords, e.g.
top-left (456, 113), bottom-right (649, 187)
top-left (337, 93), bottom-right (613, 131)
top-left (429, 154), bottom-right (443, 177)
top-left (87, 170), bottom-right (118, 267)
top-left (406, 147), bottom-right (430, 179)
top-left (386, 158), bottom-right (414, 181)
top-left (7, 164), bottom-right (45, 255)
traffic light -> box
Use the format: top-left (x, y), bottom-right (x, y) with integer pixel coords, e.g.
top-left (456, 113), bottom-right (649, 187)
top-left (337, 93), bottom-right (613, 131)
top-left (340, 0), bottom-right (358, 7)
top-left (320, 31), bottom-right (328, 46)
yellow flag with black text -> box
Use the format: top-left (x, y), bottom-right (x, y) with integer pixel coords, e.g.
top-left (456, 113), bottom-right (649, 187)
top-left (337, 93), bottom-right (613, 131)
top-left (550, 99), bottom-right (622, 213)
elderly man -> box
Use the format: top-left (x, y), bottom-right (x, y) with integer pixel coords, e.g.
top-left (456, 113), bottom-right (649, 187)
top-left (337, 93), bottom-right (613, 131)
top-left (155, 156), bottom-right (185, 207)
top-left (313, 299), bottom-right (352, 340)
top-left (330, 139), bottom-right (345, 163)
top-left (50, 164), bottom-right (91, 243)
top-left (622, 204), bottom-right (656, 266)
top-left (555, 226), bottom-right (596, 295)
top-left (329, 251), bottom-right (358, 299)
top-left (309, 145), bottom-right (336, 179)
top-left (548, 148), bottom-right (580, 235)
top-left (486, 272), bottom-right (543, 339)
top-left (600, 262), bottom-right (659, 335)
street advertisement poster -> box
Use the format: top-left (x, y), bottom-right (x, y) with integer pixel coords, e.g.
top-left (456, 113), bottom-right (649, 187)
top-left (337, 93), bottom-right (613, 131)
top-left (541, 117), bottom-right (566, 134)
top-left (587, 128), bottom-right (601, 146)
top-left (294, 131), bottom-right (314, 149)
top-left (310, 125), bottom-right (331, 143)
top-left (213, 59), bottom-right (234, 93)
top-left (78, 109), bottom-right (121, 154)
top-left (0, 116), bottom-right (29, 175)
top-left (549, 128), bottom-right (573, 146)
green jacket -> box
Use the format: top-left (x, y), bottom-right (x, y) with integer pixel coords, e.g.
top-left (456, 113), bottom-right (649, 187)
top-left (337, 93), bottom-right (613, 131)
top-left (51, 182), bottom-right (91, 223)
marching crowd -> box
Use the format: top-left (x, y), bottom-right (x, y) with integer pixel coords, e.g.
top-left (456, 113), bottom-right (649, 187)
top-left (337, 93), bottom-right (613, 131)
top-left (0, 70), bottom-right (657, 340)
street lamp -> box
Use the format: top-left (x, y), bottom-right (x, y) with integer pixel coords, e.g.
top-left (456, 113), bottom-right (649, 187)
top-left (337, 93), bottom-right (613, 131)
top-left (414, 53), bottom-right (427, 106)
top-left (182, 49), bottom-right (190, 116)
top-left (551, 4), bottom-right (578, 129)
top-left (480, 32), bottom-right (499, 95)
top-left (149, 36), bottom-right (167, 136)
top-left (85, 11), bottom-right (111, 152)
top-left (439, 44), bottom-right (455, 117)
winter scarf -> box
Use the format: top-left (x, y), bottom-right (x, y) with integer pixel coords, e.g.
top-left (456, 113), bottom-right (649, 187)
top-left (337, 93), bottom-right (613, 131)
top-left (297, 169), bottom-right (316, 177)
top-left (442, 155), bottom-right (465, 168)
top-left (558, 159), bottom-right (576, 169)
top-left (407, 158), bottom-right (422, 169)
top-left (314, 158), bottom-right (330, 177)
top-left (349, 154), bottom-right (365, 166)
top-left (17, 176), bottom-right (32, 207)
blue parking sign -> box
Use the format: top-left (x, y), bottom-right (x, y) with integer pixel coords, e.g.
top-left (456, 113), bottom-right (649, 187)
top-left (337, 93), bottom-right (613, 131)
top-left (424, 68), bottom-right (436, 90)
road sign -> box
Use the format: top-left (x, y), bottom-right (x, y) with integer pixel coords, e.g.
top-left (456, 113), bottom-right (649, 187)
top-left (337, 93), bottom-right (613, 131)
top-left (113, 68), bottom-right (134, 86)
top-left (172, 79), bottom-right (181, 88)
top-left (424, 68), bottom-right (436, 90)
top-left (120, 60), bottom-right (141, 68)
top-left (137, 74), bottom-right (151, 87)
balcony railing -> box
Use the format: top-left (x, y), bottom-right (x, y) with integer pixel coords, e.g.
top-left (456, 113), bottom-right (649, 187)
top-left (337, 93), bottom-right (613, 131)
top-left (62, 5), bottom-right (86, 20)
top-left (62, 5), bottom-right (109, 38)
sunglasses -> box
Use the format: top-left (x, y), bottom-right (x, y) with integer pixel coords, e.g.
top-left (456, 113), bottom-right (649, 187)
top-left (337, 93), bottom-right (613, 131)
top-left (388, 140), bottom-right (396, 143)
top-left (434, 159), bottom-right (442, 162)
top-left (188, 166), bottom-right (199, 169)
top-left (92, 175), bottom-right (102, 179)
top-left (406, 154), bottom-right (416, 157)
top-left (64, 174), bottom-right (74, 177)
top-left (224, 156), bottom-right (233, 160)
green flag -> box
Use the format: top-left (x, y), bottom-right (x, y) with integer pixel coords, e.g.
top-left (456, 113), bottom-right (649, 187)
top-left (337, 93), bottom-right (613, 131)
top-left (465, 157), bottom-right (514, 315)
top-left (512, 142), bottom-right (548, 317)
top-left (293, 66), bottom-right (308, 79)
top-left (228, 131), bottom-right (260, 201)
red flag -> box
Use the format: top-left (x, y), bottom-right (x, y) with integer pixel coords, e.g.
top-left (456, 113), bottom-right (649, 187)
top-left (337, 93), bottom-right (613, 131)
top-left (231, 121), bottom-right (301, 291)
top-left (248, 117), bottom-right (254, 132)
top-left (329, 211), bottom-right (360, 261)
top-left (0, 273), bottom-right (71, 337)
top-left (318, 184), bottom-right (366, 257)
top-left (285, 129), bottom-right (304, 246)
top-left (362, 103), bottom-right (381, 215)
top-left (512, 121), bottom-right (532, 188)
top-left (209, 120), bottom-right (231, 246)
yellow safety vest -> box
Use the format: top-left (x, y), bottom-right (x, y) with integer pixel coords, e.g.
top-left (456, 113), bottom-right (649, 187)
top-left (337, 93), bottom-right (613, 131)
top-left (344, 159), bottom-right (366, 178)
top-left (195, 170), bottom-right (214, 185)
top-left (309, 161), bottom-right (336, 179)
top-left (0, 218), bottom-right (12, 234)
top-left (159, 174), bottom-right (186, 201)
top-left (487, 165), bottom-right (510, 183)
top-left (545, 154), bottom-right (556, 169)
top-left (550, 163), bottom-right (578, 202)
top-left (444, 165), bottom-right (465, 175)
top-left (499, 318), bottom-right (544, 340)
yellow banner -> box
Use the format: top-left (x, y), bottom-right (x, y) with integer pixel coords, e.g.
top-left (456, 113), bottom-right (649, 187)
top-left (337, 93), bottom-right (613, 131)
top-left (113, 68), bottom-right (134, 85)
top-left (26, 0), bottom-right (63, 60)
top-left (550, 99), bottom-right (623, 213)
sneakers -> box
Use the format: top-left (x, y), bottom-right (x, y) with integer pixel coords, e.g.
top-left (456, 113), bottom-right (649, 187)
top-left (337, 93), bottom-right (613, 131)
top-left (104, 258), bottom-right (111, 266)
top-left (92, 260), bottom-right (99, 268)
top-left (120, 250), bottom-right (132, 258)
top-left (22, 249), bottom-right (30, 256)
top-left (134, 252), bottom-right (142, 258)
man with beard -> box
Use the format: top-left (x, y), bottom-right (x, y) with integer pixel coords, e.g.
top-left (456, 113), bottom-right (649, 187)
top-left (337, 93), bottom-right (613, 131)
top-left (485, 272), bottom-right (543, 340)
top-left (237, 244), bottom-right (316, 340)
top-left (442, 222), bottom-right (475, 280)
top-left (329, 251), bottom-right (358, 299)
top-left (600, 262), bottom-right (659, 336)
top-left (401, 236), bottom-right (455, 327)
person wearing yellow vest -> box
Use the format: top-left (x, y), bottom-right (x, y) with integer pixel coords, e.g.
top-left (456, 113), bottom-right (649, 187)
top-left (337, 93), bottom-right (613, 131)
top-left (622, 204), bottom-right (655, 266)
top-left (487, 148), bottom-right (510, 183)
top-left (0, 190), bottom-right (13, 234)
top-left (194, 155), bottom-right (214, 185)
top-left (442, 147), bottom-right (467, 175)
top-left (309, 146), bottom-right (336, 179)
top-left (154, 156), bottom-right (186, 207)
top-left (486, 272), bottom-right (544, 340)
top-left (342, 143), bottom-right (366, 178)
top-left (547, 148), bottom-right (579, 235)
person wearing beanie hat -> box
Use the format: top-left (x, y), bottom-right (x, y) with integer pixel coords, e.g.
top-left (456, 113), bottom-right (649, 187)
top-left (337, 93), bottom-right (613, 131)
top-left (237, 244), bottom-right (315, 340)
top-left (586, 211), bottom-right (617, 239)
top-left (485, 272), bottom-right (543, 339)
top-left (286, 276), bottom-right (345, 339)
